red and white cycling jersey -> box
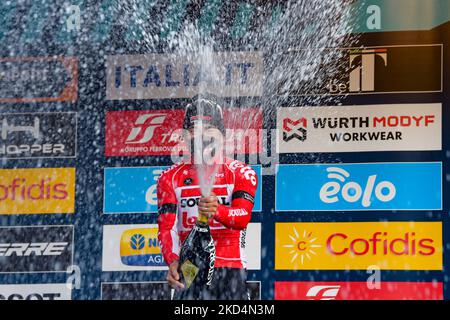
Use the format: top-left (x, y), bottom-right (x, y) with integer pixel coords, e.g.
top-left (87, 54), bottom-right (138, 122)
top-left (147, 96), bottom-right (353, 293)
top-left (157, 157), bottom-right (257, 269)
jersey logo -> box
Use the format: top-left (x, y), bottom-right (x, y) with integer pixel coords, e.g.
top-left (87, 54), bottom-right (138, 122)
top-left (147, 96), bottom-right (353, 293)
top-left (229, 160), bottom-right (257, 186)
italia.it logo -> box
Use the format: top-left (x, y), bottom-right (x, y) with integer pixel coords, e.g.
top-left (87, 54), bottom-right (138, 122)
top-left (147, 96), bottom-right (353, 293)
top-left (282, 227), bottom-right (322, 265)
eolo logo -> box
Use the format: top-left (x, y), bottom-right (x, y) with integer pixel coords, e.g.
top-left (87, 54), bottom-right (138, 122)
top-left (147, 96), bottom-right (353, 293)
top-left (320, 167), bottom-right (396, 207)
top-left (275, 222), bottom-right (442, 270)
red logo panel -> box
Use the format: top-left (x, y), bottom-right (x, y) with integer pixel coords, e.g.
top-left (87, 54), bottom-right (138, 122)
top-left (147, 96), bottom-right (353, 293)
top-left (274, 281), bottom-right (443, 300)
top-left (105, 108), bottom-right (262, 156)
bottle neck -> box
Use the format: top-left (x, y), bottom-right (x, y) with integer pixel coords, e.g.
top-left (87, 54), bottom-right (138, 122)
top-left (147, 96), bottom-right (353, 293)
top-left (197, 214), bottom-right (209, 225)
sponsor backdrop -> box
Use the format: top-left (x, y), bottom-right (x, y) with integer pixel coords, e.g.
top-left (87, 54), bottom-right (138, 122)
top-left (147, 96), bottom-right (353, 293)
top-left (0, 0), bottom-right (449, 300)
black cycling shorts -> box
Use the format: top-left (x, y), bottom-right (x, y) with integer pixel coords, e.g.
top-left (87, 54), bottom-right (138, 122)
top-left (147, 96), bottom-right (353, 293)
top-left (173, 267), bottom-right (250, 300)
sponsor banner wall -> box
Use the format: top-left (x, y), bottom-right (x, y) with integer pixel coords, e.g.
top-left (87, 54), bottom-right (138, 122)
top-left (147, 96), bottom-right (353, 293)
top-left (103, 165), bottom-right (262, 214)
top-left (0, 283), bottom-right (72, 300)
top-left (274, 281), bottom-right (443, 300)
top-left (0, 112), bottom-right (77, 159)
top-left (0, 225), bottom-right (74, 273)
top-left (0, 168), bottom-right (76, 214)
top-left (0, 0), bottom-right (449, 301)
top-left (276, 162), bottom-right (442, 211)
top-left (105, 108), bottom-right (263, 157)
top-left (275, 222), bottom-right (442, 271)
top-left (102, 223), bottom-right (261, 271)
top-left (106, 51), bottom-right (263, 100)
top-left (277, 104), bottom-right (442, 153)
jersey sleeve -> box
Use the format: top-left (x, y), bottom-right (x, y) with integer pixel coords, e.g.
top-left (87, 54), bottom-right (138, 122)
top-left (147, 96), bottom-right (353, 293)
top-left (214, 163), bottom-right (258, 230)
top-left (156, 171), bottom-right (180, 266)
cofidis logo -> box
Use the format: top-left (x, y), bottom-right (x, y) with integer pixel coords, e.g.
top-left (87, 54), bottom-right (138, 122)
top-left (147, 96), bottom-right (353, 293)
top-left (275, 222), bottom-right (442, 270)
top-left (120, 228), bottom-right (164, 266)
top-left (276, 162), bottom-right (442, 211)
top-left (0, 168), bottom-right (75, 214)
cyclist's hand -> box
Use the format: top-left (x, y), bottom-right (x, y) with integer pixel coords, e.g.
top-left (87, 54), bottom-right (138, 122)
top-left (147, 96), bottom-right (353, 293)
top-left (167, 261), bottom-right (184, 289)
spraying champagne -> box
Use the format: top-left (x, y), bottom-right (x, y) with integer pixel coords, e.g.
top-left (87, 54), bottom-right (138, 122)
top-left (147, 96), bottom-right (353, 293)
top-left (158, 93), bottom-right (258, 300)
top-left (174, 94), bottom-right (223, 299)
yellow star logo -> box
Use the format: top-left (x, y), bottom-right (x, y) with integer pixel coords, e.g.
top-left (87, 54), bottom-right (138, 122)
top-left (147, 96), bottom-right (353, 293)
top-left (282, 227), bottom-right (322, 265)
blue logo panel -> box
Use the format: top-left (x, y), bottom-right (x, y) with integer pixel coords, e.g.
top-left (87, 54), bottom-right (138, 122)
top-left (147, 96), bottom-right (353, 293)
top-left (252, 165), bottom-right (262, 212)
top-left (276, 162), bottom-right (442, 211)
top-left (104, 165), bottom-right (262, 214)
top-left (104, 166), bottom-right (167, 214)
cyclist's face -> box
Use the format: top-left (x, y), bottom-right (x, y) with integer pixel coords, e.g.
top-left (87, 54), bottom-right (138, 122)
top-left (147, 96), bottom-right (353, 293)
top-left (185, 123), bottom-right (224, 163)
top-left (187, 123), bottom-right (215, 139)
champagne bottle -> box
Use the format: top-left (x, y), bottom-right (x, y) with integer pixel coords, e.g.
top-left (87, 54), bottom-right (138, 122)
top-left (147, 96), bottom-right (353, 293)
top-left (177, 213), bottom-right (216, 300)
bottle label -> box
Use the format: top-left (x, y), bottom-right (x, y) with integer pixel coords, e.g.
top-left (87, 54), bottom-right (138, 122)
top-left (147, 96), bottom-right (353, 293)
top-left (193, 224), bottom-right (209, 233)
top-left (180, 259), bottom-right (199, 289)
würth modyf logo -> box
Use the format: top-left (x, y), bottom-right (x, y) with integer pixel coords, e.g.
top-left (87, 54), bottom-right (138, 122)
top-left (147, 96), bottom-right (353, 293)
top-left (283, 118), bottom-right (307, 142)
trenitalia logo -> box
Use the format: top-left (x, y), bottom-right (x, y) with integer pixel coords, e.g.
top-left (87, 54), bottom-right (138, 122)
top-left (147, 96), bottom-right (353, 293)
top-left (119, 228), bottom-right (165, 267)
top-left (105, 108), bottom-right (262, 157)
top-left (275, 162), bottom-right (442, 211)
top-left (275, 222), bottom-right (442, 270)
top-left (125, 114), bottom-right (167, 144)
top-left (277, 104), bottom-right (442, 153)
top-left (278, 44), bottom-right (442, 96)
top-left (0, 168), bottom-right (76, 214)
top-left (274, 282), bottom-right (444, 300)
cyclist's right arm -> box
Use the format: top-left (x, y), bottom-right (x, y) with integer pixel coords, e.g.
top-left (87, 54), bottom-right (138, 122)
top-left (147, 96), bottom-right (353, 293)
top-left (157, 171), bottom-right (184, 289)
